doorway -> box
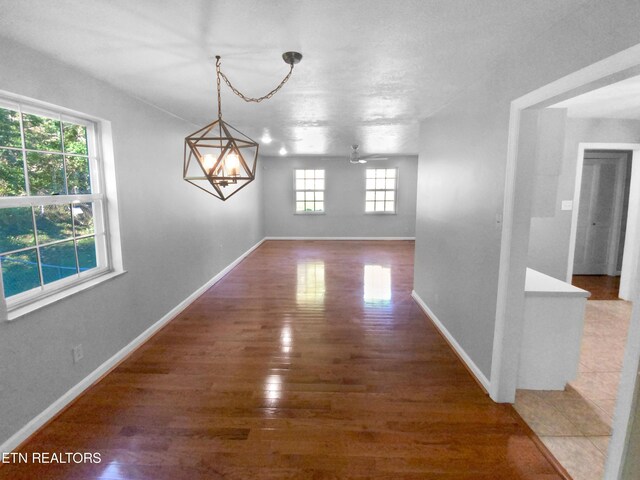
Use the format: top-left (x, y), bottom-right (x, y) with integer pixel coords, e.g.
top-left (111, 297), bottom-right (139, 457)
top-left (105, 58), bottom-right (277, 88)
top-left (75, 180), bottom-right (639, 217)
top-left (570, 148), bottom-right (635, 302)
top-left (491, 45), bottom-right (640, 480)
top-left (514, 146), bottom-right (635, 480)
top-left (573, 151), bottom-right (631, 277)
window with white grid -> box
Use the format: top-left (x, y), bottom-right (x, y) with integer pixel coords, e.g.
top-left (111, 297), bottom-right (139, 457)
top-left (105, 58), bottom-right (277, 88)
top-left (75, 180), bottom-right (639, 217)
top-left (295, 169), bottom-right (325, 213)
top-left (365, 168), bottom-right (397, 213)
top-left (0, 96), bottom-right (112, 310)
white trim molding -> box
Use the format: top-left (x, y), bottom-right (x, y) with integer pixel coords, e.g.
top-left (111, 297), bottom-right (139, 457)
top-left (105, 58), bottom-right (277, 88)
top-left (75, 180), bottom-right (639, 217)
top-left (0, 237), bottom-right (266, 455)
top-left (411, 290), bottom-right (491, 392)
top-left (264, 236), bottom-right (416, 241)
top-left (8, 270), bottom-right (126, 321)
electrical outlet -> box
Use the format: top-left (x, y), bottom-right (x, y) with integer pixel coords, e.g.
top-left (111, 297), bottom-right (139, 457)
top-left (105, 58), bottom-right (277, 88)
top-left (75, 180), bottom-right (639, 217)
top-left (72, 344), bottom-right (84, 364)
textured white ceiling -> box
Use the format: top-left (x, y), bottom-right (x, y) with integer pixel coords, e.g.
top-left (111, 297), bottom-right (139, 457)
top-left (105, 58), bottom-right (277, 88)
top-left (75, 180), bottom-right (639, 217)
top-left (0, 0), bottom-right (589, 156)
top-left (553, 75), bottom-right (640, 120)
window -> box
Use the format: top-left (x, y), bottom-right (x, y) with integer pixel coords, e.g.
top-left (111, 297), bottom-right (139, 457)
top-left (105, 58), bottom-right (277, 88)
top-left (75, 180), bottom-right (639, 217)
top-left (0, 97), bottom-right (112, 312)
top-left (365, 168), bottom-right (397, 213)
top-left (295, 169), bottom-right (324, 213)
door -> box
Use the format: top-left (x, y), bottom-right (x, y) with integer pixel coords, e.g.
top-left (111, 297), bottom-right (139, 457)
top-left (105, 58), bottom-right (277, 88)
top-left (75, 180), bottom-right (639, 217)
top-left (573, 153), bottom-right (625, 275)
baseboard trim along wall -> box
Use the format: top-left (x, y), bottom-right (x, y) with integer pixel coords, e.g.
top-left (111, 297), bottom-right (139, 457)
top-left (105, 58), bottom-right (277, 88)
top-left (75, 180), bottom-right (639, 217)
top-left (264, 236), bottom-right (416, 240)
top-left (411, 290), bottom-right (491, 393)
top-left (0, 237), bottom-right (267, 455)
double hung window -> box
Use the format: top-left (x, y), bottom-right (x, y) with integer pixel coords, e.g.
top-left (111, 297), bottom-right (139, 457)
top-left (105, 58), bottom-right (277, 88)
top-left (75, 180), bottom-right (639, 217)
top-left (365, 168), bottom-right (397, 213)
top-left (295, 169), bottom-right (325, 213)
top-left (0, 98), bottom-right (110, 311)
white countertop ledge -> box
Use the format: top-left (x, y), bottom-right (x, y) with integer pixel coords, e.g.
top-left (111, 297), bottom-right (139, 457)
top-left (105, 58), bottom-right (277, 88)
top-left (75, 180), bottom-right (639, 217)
top-left (525, 268), bottom-right (591, 298)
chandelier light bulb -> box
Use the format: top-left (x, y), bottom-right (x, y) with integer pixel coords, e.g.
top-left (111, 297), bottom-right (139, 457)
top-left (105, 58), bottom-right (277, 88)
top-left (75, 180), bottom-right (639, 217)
top-left (261, 133), bottom-right (272, 144)
top-left (279, 146), bottom-right (287, 156)
top-left (202, 153), bottom-right (216, 171)
top-left (225, 151), bottom-right (240, 176)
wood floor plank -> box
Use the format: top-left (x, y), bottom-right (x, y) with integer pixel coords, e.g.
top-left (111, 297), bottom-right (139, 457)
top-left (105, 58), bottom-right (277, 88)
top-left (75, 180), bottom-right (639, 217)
top-left (572, 274), bottom-right (620, 300)
top-left (0, 240), bottom-right (565, 479)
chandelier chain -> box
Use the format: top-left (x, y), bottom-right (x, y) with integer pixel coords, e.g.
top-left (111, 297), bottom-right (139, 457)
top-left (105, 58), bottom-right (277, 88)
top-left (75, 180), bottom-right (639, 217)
top-left (217, 63), bottom-right (295, 104)
top-left (216, 57), bottom-right (223, 118)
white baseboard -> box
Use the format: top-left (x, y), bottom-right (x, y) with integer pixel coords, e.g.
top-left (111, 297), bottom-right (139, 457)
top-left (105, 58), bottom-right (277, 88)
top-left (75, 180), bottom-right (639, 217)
top-left (0, 237), bottom-right (266, 454)
top-left (264, 236), bottom-right (415, 241)
top-left (411, 290), bottom-right (491, 392)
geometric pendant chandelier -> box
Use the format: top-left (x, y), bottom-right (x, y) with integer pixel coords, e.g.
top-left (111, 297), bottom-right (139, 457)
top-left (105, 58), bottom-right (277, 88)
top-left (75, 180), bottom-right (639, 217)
top-left (184, 52), bottom-right (302, 200)
top-left (183, 117), bottom-right (258, 200)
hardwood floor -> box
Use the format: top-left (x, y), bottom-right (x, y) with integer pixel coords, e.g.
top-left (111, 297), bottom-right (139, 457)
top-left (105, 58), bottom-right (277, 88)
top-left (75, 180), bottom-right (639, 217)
top-left (1, 241), bottom-right (566, 479)
top-left (572, 275), bottom-right (620, 300)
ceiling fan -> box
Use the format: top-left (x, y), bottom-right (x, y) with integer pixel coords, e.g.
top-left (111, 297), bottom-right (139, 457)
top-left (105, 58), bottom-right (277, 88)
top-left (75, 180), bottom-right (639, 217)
top-left (348, 144), bottom-right (389, 164)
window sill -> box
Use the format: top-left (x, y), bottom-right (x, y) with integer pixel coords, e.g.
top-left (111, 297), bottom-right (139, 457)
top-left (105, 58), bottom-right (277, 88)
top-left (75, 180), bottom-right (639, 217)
top-left (6, 269), bottom-right (127, 322)
top-left (294, 212), bottom-right (326, 215)
top-left (365, 211), bottom-right (397, 215)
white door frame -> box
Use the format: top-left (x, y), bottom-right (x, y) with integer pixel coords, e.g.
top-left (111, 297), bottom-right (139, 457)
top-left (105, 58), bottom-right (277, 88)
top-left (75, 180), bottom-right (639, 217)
top-left (567, 145), bottom-right (640, 300)
top-left (490, 42), bottom-right (640, 480)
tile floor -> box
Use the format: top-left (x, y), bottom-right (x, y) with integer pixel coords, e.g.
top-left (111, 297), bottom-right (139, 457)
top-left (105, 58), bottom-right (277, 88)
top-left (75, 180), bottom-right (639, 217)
top-left (514, 299), bottom-right (632, 480)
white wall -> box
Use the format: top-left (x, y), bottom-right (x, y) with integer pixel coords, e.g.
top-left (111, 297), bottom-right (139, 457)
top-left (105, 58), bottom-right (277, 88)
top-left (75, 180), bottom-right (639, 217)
top-left (528, 118), bottom-right (640, 280)
top-left (622, 365), bottom-right (640, 479)
top-left (414, 1), bottom-right (640, 380)
top-left (263, 155), bottom-right (417, 238)
top-left (0, 37), bottom-right (264, 446)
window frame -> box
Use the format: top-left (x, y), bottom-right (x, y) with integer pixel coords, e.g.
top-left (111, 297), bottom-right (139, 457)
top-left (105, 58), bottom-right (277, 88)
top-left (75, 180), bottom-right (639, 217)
top-left (293, 168), bottom-right (326, 215)
top-left (364, 167), bottom-right (398, 215)
top-left (0, 94), bottom-right (121, 321)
